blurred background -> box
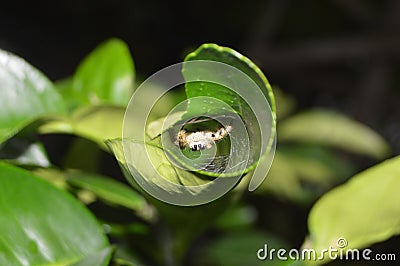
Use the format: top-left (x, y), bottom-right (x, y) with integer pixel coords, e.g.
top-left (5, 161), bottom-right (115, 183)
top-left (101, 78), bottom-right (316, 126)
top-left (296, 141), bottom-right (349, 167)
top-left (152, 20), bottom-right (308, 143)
top-left (1, 0), bottom-right (399, 265)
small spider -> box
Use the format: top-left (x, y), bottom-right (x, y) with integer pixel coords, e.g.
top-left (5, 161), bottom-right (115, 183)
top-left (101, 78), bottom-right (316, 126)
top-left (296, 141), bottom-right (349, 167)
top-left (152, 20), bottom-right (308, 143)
top-left (176, 125), bottom-right (232, 151)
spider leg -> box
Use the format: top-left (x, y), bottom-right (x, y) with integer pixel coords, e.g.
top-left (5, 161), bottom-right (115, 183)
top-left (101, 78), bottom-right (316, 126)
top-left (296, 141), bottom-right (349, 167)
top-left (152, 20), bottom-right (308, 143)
top-left (205, 142), bottom-right (213, 149)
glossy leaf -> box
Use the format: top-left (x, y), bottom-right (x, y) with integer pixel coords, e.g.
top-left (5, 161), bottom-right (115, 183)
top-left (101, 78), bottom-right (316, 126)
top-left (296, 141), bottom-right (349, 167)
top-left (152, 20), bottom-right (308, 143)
top-left (107, 44), bottom-right (276, 261)
top-left (106, 138), bottom-right (211, 194)
top-left (278, 110), bottom-right (390, 159)
top-left (71, 38), bottom-right (135, 108)
top-left (305, 156), bottom-right (400, 264)
top-left (182, 44), bottom-right (276, 176)
top-left (106, 138), bottom-right (248, 262)
top-left (184, 43), bottom-right (275, 111)
top-left (0, 162), bottom-right (110, 265)
top-left (0, 49), bottom-right (66, 144)
top-left (114, 44), bottom-right (276, 201)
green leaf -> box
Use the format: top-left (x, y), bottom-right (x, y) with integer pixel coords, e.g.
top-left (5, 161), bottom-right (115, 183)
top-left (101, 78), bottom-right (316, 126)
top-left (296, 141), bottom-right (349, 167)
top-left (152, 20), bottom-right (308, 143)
top-left (184, 43), bottom-right (275, 112)
top-left (305, 156), bottom-right (400, 264)
top-left (71, 38), bottom-right (135, 108)
top-left (114, 44), bottom-right (276, 198)
top-left (0, 49), bottom-right (66, 144)
top-left (106, 138), bottom-right (213, 196)
top-left (33, 167), bottom-right (151, 220)
top-left (146, 111), bottom-right (185, 139)
top-left (170, 43), bottom-right (276, 186)
top-left (69, 105), bottom-right (125, 147)
top-left (0, 162), bottom-right (110, 265)
top-left (40, 105), bottom-right (125, 148)
top-left (106, 138), bottom-right (248, 262)
top-left (55, 78), bottom-right (76, 112)
top-left (66, 172), bottom-right (147, 213)
top-left (278, 110), bottom-right (390, 159)
top-left (107, 44), bottom-right (277, 260)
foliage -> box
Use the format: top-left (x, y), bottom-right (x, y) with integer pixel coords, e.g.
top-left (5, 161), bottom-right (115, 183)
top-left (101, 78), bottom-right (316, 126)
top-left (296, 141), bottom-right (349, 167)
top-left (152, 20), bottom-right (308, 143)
top-left (0, 39), bottom-right (398, 266)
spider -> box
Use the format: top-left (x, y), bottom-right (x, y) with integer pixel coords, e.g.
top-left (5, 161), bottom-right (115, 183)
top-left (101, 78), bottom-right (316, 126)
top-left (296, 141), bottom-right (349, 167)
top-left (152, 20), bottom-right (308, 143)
top-left (176, 125), bottom-right (232, 151)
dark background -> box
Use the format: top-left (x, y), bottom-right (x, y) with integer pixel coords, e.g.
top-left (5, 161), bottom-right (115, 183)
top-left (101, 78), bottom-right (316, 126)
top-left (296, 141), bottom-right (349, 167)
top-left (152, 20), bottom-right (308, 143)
top-left (1, 1), bottom-right (399, 264)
